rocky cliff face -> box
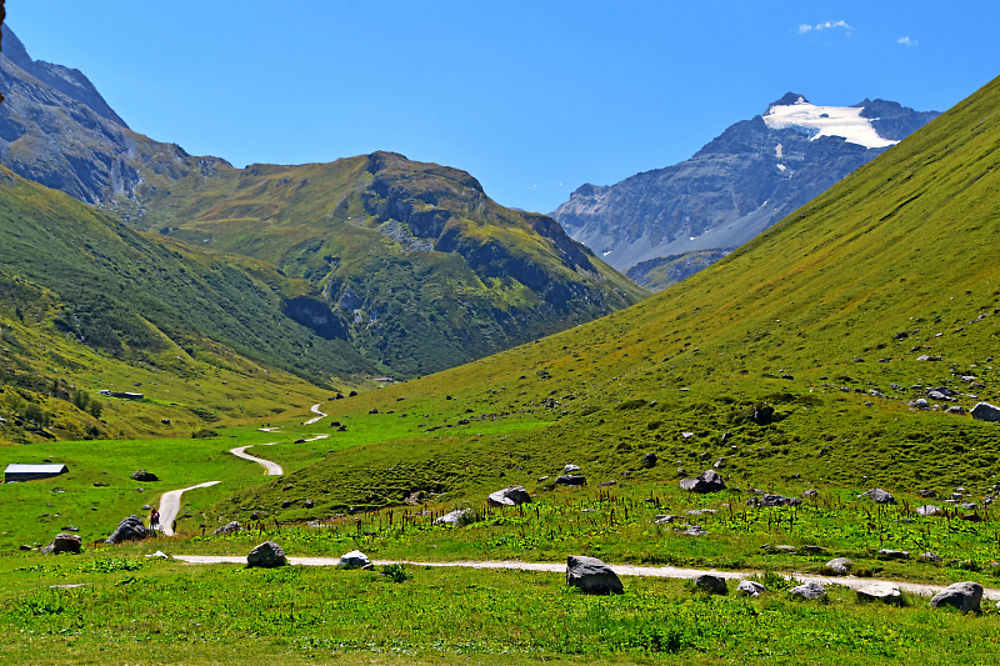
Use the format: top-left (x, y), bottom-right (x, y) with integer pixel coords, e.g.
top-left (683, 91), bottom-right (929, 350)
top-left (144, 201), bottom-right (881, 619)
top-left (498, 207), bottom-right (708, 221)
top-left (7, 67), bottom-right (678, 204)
top-left (552, 94), bottom-right (939, 288)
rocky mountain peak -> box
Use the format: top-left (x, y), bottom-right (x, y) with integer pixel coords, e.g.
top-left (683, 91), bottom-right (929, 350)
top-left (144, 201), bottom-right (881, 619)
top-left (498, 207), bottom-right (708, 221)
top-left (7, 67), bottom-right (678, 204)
top-left (768, 92), bottom-right (810, 109)
top-left (1, 24), bottom-right (127, 127)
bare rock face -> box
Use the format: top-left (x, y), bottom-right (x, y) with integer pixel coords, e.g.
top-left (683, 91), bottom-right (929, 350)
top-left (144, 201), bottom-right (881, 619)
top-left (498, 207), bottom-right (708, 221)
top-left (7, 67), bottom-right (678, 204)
top-left (566, 555), bottom-right (624, 595)
top-left (487, 486), bottom-right (532, 507)
top-left (680, 469), bottom-right (726, 493)
top-left (41, 532), bottom-right (82, 554)
top-left (247, 541), bottom-right (286, 568)
top-left (930, 581), bottom-right (982, 613)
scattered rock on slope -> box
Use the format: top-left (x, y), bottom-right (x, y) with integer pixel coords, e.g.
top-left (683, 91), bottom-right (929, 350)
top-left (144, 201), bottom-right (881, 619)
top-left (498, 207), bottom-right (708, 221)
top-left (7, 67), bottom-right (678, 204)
top-left (41, 532), bottom-right (82, 554)
top-left (858, 488), bottom-right (896, 504)
top-left (487, 486), bottom-right (532, 507)
top-left (105, 516), bottom-right (152, 544)
top-left (130, 469), bottom-right (159, 482)
top-left (680, 469), bottom-right (726, 493)
top-left (971, 402), bottom-right (1000, 422)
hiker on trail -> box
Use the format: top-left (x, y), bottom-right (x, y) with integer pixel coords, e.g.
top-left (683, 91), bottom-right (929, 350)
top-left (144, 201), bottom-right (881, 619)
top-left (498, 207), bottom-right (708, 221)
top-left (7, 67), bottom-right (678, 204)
top-left (150, 507), bottom-right (160, 530)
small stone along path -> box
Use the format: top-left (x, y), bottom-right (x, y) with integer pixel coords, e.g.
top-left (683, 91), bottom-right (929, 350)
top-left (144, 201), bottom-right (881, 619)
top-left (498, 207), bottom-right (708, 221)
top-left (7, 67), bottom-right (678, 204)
top-left (170, 555), bottom-right (1000, 601)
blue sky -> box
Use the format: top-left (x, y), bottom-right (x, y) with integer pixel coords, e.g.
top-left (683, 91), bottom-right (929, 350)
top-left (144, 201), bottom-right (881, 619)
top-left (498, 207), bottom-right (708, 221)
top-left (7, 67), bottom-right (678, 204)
top-left (8, 1), bottom-right (998, 213)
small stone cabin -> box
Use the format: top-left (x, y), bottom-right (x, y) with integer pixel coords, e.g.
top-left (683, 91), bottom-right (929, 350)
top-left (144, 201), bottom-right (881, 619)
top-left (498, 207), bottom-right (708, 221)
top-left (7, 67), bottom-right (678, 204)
top-left (4, 463), bottom-right (69, 482)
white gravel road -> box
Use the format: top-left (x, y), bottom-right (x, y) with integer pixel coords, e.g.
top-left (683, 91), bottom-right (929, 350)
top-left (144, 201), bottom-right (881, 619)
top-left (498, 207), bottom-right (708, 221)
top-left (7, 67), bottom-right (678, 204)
top-left (170, 555), bottom-right (1000, 600)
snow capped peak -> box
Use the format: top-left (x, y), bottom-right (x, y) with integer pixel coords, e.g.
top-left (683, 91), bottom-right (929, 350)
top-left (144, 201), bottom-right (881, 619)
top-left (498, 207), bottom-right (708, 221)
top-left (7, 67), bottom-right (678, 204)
top-left (763, 99), bottom-right (898, 150)
top-left (770, 92), bottom-right (810, 107)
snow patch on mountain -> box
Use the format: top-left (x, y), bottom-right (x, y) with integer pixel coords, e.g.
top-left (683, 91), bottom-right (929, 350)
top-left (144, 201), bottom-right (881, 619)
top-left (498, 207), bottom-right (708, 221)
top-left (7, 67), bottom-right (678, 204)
top-left (764, 97), bottom-right (897, 149)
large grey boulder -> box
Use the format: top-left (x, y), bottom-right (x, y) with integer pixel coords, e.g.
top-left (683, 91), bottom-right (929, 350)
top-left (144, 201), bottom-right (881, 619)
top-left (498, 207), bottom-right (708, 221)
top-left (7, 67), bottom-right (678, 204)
top-left (566, 555), bottom-right (624, 595)
top-left (130, 469), bottom-right (159, 482)
top-left (487, 486), bottom-right (532, 507)
top-left (789, 581), bottom-right (826, 600)
top-left (737, 580), bottom-right (767, 597)
top-left (105, 515), bottom-right (152, 544)
top-left (824, 558), bottom-right (853, 576)
top-left (694, 574), bottom-right (728, 595)
top-left (857, 582), bottom-right (903, 605)
top-left (877, 549), bottom-right (910, 560)
top-left (339, 550), bottom-right (370, 568)
top-left (971, 402), bottom-right (1000, 422)
top-left (563, 464), bottom-right (581, 474)
top-left (930, 581), bottom-right (982, 613)
top-left (41, 532), bottom-right (82, 554)
top-left (247, 541), bottom-right (286, 568)
top-left (858, 488), bottom-right (896, 504)
top-left (680, 469), bottom-right (726, 493)
top-left (916, 505), bottom-right (942, 517)
top-left (434, 508), bottom-right (472, 526)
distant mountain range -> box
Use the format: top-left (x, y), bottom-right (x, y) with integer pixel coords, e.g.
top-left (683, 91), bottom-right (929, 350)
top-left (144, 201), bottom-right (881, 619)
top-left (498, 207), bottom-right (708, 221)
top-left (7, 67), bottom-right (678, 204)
top-left (551, 93), bottom-right (939, 289)
top-left (0, 25), bottom-right (644, 381)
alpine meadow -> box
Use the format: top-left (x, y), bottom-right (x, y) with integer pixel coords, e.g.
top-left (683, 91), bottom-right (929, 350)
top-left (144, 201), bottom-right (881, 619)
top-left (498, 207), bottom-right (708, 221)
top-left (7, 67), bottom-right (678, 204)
top-left (2, 4), bottom-right (1000, 665)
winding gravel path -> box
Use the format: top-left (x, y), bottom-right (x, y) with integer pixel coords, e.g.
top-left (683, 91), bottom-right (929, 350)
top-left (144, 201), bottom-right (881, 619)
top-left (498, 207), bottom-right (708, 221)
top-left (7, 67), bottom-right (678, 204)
top-left (229, 443), bottom-right (282, 476)
top-left (170, 555), bottom-right (1000, 600)
top-left (303, 403), bottom-right (326, 425)
top-left (156, 481), bottom-right (220, 536)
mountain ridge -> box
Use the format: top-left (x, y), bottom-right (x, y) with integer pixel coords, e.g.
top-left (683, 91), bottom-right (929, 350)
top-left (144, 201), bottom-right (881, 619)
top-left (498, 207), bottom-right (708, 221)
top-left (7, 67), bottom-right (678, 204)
top-left (552, 93), bottom-right (939, 289)
top-left (0, 26), bottom-right (645, 380)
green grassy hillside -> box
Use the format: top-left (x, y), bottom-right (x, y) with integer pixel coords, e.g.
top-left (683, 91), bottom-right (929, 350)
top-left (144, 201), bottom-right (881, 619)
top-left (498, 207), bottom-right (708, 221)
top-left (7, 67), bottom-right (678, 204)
top-left (101, 148), bottom-right (645, 377)
top-left (231, 73), bottom-right (1000, 517)
top-left (0, 167), bottom-right (373, 442)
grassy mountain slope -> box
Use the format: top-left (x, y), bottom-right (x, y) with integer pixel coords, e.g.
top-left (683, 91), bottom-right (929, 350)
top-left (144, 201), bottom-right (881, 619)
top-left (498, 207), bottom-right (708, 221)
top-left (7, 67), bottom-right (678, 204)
top-left (234, 73), bottom-right (1000, 515)
top-left (0, 167), bottom-right (376, 442)
top-left (105, 150), bottom-right (644, 376)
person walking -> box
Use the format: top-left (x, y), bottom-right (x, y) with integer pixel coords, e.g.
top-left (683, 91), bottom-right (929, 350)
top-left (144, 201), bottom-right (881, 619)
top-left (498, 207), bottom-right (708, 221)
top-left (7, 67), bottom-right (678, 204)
top-left (150, 507), bottom-right (160, 531)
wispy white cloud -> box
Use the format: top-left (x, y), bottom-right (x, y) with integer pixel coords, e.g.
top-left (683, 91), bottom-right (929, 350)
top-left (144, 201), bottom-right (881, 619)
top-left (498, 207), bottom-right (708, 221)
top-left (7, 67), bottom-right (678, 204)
top-left (897, 35), bottom-right (918, 47)
top-left (797, 20), bottom-right (853, 35)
